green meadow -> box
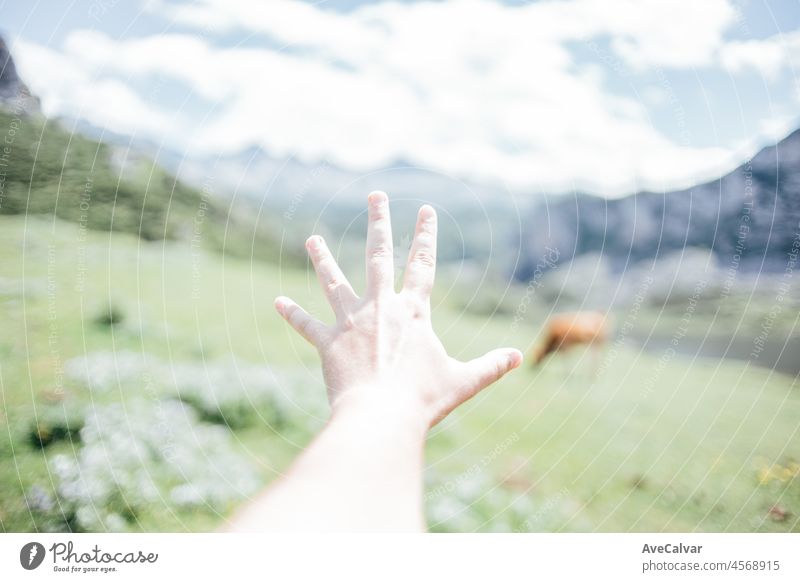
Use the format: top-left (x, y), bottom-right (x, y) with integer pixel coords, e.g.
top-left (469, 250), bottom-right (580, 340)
top-left (0, 215), bottom-right (798, 532)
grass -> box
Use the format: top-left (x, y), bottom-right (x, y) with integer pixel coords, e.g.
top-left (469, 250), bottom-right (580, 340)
top-left (1, 215), bottom-right (798, 532)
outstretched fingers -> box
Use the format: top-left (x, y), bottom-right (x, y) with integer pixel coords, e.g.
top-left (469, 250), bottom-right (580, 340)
top-left (275, 296), bottom-right (328, 346)
top-left (306, 235), bottom-right (358, 318)
top-left (365, 191), bottom-right (394, 295)
top-left (403, 204), bottom-right (438, 297)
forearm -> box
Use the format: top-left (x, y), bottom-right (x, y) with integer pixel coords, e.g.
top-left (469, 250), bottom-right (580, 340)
top-left (227, 393), bottom-right (429, 532)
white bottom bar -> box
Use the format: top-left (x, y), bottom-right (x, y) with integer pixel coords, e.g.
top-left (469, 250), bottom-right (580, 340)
top-left (1, 533), bottom-right (797, 581)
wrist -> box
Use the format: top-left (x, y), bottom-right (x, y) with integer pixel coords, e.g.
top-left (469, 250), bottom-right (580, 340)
top-left (329, 386), bottom-right (430, 440)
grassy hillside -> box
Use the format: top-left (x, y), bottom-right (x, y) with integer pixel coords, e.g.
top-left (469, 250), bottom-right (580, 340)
top-left (0, 215), bottom-right (798, 532)
top-left (0, 110), bottom-right (288, 261)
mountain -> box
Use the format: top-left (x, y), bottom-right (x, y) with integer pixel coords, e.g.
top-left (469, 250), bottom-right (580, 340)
top-left (126, 142), bottom-right (527, 267)
top-left (67, 111), bottom-right (800, 281)
top-left (0, 36), bottom-right (40, 114)
top-left (516, 129), bottom-right (800, 281)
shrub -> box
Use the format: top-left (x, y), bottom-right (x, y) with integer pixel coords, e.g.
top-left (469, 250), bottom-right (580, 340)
top-left (49, 400), bottom-right (260, 532)
top-left (163, 359), bottom-right (324, 430)
top-left (92, 303), bottom-right (126, 327)
top-left (64, 350), bottom-right (151, 394)
top-left (64, 351), bottom-right (327, 431)
top-left (28, 404), bottom-right (85, 448)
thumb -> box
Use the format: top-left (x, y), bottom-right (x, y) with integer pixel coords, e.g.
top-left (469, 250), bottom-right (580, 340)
top-left (465, 348), bottom-right (523, 394)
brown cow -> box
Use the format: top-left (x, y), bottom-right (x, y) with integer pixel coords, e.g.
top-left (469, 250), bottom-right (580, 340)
top-left (531, 311), bottom-right (608, 366)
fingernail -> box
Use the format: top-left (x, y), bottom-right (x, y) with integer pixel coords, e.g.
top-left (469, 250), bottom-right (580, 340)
top-left (274, 297), bottom-right (287, 315)
top-left (369, 191), bottom-right (388, 206)
top-left (420, 205), bottom-right (436, 222)
top-left (306, 235), bottom-right (322, 250)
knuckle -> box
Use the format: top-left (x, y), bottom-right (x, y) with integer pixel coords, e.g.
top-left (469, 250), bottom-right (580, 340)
top-left (370, 206), bottom-right (389, 220)
top-left (369, 244), bottom-right (392, 260)
top-left (494, 361), bottom-right (504, 380)
top-left (412, 250), bottom-right (436, 268)
top-left (325, 278), bottom-right (343, 294)
top-left (419, 221), bottom-right (435, 234)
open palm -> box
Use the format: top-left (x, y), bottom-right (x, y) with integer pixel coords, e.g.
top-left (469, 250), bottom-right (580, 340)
top-left (275, 191), bottom-right (522, 427)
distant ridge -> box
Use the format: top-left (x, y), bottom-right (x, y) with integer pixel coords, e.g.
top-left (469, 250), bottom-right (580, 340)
top-left (516, 129), bottom-right (800, 280)
top-left (0, 36), bottom-right (40, 114)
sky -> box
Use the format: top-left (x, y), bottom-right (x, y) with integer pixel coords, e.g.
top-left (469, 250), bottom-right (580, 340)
top-left (3, 0), bottom-right (800, 197)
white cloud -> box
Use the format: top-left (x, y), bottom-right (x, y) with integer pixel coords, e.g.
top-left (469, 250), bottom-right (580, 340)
top-left (9, 0), bottom-right (769, 195)
top-left (155, 0), bottom-right (737, 71)
top-left (720, 30), bottom-right (800, 78)
top-left (14, 40), bottom-right (181, 141)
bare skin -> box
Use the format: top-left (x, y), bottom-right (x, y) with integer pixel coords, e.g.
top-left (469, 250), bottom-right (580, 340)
top-left (226, 191), bottom-right (522, 532)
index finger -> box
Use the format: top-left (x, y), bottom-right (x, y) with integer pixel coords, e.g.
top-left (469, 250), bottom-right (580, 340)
top-left (365, 191), bottom-right (394, 295)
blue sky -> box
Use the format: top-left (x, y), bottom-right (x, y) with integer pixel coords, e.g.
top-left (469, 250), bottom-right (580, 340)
top-left (3, 0), bottom-right (800, 196)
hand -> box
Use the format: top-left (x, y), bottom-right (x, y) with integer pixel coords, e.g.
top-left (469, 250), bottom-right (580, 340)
top-left (275, 191), bottom-right (522, 429)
